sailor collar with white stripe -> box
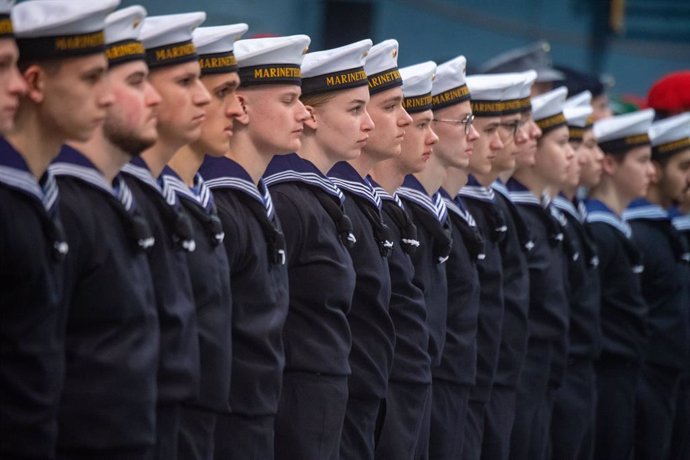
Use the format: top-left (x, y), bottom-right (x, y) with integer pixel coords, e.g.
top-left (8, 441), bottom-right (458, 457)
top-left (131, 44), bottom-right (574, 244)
top-left (199, 155), bottom-right (274, 217)
top-left (439, 186), bottom-right (476, 227)
top-left (506, 177), bottom-right (542, 207)
top-left (398, 174), bottom-right (448, 224)
top-left (328, 160), bottom-right (381, 209)
top-left (263, 153), bottom-right (345, 204)
top-left (458, 174), bottom-right (496, 203)
top-left (491, 178), bottom-right (510, 199)
top-left (367, 175), bottom-right (408, 209)
top-left (121, 156), bottom-right (164, 194)
top-left (585, 198), bottom-right (632, 238)
top-left (159, 165), bottom-right (215, 213)
top-left (669, 207), bottom-right (690, 232)
top-left (623, 197), bottom-right (669, 222)
top-left (50, 145), bottom-right (135, 212)
top-left (0, 136), bottom-right (58, 214)
top-left (552, 192), bottom-right (581, 223)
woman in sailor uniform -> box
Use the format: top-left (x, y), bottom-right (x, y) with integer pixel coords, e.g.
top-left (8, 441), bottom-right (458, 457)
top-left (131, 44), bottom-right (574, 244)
top-left (263, 39), bottom-right (372, 460)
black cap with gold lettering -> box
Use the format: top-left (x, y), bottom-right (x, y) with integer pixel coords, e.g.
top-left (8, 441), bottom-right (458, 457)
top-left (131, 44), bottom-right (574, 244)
top-left (140, 12), bottom-right (205, 70)
top-left (301, 39), bottom-right (371, 96)
top-left (104, 6), bottom-right (146, 68)
top-left (193, 24), bottom-right (248, 76)
top-left (12, 0), bottom-right (119, 61)
top-left (234, 35), bottom-right (310, 87)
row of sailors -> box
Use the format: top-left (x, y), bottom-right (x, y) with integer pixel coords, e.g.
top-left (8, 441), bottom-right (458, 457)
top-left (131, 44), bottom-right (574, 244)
top-left (0, 1), bottom-right (689, 460)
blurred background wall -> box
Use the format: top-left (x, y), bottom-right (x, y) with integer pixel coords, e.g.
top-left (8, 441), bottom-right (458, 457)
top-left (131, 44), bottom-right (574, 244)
top-left (118, 0), bottom-right (690, 100)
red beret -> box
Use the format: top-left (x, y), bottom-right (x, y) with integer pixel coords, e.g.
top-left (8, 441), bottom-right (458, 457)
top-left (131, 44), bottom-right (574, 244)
top-left (647, 71), bottom-right (690, 114)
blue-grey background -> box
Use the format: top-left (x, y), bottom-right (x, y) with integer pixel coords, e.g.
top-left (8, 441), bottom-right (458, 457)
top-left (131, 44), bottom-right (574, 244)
top-left (119, 0), bottom-right (690, 99)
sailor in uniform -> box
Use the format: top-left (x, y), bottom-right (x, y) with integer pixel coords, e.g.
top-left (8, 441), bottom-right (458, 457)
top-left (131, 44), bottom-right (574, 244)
top-left (457, 73), bottom-right (508, 460)
top-left (372, 60), bottom-right (441, 460)
top-left (49, 6), bottom-right (161, 458)
top-left (623, 113), bottom-right (690, 460)
top-left (586, 109), bottom-right (655, 460)
top-left (122, 12), bottom-right (209, 459)
top-left (161, 23), bottom-right (247, 460)
top-left (263, 39), bottom-right (371, 460)
top-left (549, 91), bottom-right (602, 460)
top-left (507, 87), bottom-right (572, 460)
top-left (328, 39), bottom-right (409, 460)
top-left (199, 34), bottom-right (310, 460)
top-left (1, 1), bottom-right (111, 457)
top-left (429, 55), bottom-right (483, 460)
top-left (477, 71), bottom-right (535, 460)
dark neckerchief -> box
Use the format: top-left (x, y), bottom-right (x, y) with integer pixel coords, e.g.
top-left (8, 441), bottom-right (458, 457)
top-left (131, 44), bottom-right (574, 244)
top-left (264, 154), bottom-right (356, 248)
top-left (200, 155), bottom-right (285, 264)
top-left (625, 197), bottom-right (689, 264)
top-left (369, 177), bottom-right (419, 255)
top-left (0, 137), bottom-right (68, 259)
top-left (398, 175), bottom-right (452, 263)
top-left (328, 162), bottom-right (393, 257)
top-left (440, 187), bottom-right (485, 261)
top-left (160, 166), bottom-right (224, 247)
top-left (508, 178), bottom-right (564, 247)
top-left (492, 178), bottom-right (535, 252)
top-left (122, 156), bottom-right (195, 253)
top-left (52, 145), bottom-right (154, 252)
top-left (586, 198), bottom-right (643, 273)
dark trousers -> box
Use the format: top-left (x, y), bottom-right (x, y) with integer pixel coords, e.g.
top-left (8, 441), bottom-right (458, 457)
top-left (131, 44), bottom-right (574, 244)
top-left (155, 403), bottom-right (180, 460)
top-left (550, 359), bottom-right (596, 460)
top-left (634, 363), bottom-right (683, 460)
top-left (509, 344), bottom-right (553, 460)
top-left (481, 384), bottom-right (517, 460)
top-left (429, 381), bottom-right (470, 460)
top-left (593, 358), bottom-right (639, 460)
top-left (462, 399), bottom-right (487, 460)
top-left (178, 406), bottom-right (216, 460)
top-left (376, 381), bottom-right (432, 460)
top-left (274, 372), bottom-right (348, 460)
top-left (669, 378), bottom-right (690, 460)
top-left (340, 396), bottom-right (386, 460)
top-left (214, 413), bottom-right (275, 460)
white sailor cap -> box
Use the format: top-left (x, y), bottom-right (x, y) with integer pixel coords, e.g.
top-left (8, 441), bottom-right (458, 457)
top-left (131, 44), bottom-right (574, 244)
top-left (480, 40), bottom-right (564, 83)
top-left (235, 34), bottom-right (310, 87)
top-left (0, 0), bottom-right (14, 38)
top-left (499, 71), bottom-right (534, 115)
top-left (563, 90), bottom-right (592, 110)
top-left (301, 39), bottom-right (371, 96)
top-left (466, 73), bottom-right (524, 117)
top-left (594, 108), bottom-right (655, 155)
top-left (431, 55), bottom-right (470, 110)
top-left (517, 70), bottom-right (537, 112)
top-left (563, 91), bottom-right (593, 141)
top-left (104, 6), bottom-right (146, 67)
top-left (364, 39), bottom-right (403, 95)
top-left (400, 61), bottom-right (436, 113)
top-left (532, 86), bottom-right (568, 134)
top-left (649, 112), bottom-right (690, 160)
top-left (140, 12), bottom-right (205, 69)
top-left (12, 0), bottom-right (120, 60)
top-left (193, 23), bottom-right (248, 75)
